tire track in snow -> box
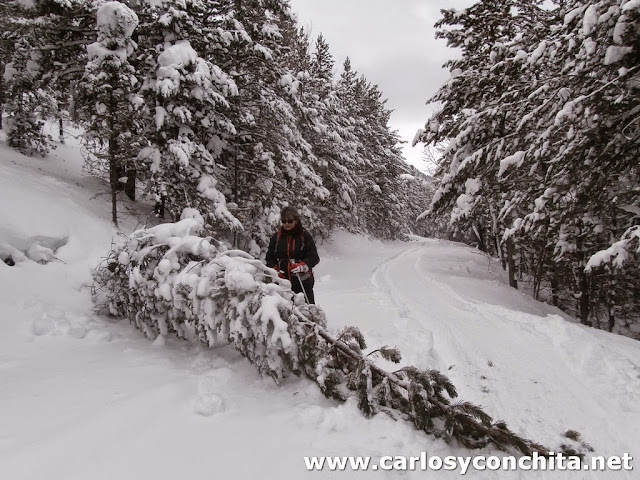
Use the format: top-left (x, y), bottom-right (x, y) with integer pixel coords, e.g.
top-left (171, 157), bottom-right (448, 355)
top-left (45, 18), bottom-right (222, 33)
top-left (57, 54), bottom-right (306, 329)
top-left (369, 241), bottom-right (563, 447)
top-left (368, 241), bottom-right (524, 425)
top-left (368, 239), bottom-right (640, 459)
top-left (369, 242), bottom-right (463, 373)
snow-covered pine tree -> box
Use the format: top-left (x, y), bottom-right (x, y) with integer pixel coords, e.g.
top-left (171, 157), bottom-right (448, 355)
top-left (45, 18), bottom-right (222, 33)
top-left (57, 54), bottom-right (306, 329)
top-left (395, 166), bottom-right (436, 236)
top-left (76, 1), bottom-right (142, 226)
top-left (345, 74), bottom-right (407, 239)
top-left (3, 36), bottom-right (55, 156)
top-left (0, 0), bottom-right (19, 131)
top-left (2, 0), bottom-right (97, 148)
top-left (140, 38), bottom-right (240, 231)
top-left (417, 0), bottom-right (537, 290)
top-left (417, 0), bottom-right (639, 334)
top-left (507, 0), bottom-right (640, 330)
top-left (416, 0), bottom-right (552, 264)
top-left (206, 0), bottom-right (329, 254)
top-left (133, 0), bottom-right (240, 233)
top-left (36, 0), bottom-right (97, 142)
top-left (291, 37), bottom-right (361, 234)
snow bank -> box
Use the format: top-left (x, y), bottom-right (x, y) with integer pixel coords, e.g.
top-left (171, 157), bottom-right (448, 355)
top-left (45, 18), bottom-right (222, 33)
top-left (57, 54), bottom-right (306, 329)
top-left (0, 145), bottom-right (114, 268)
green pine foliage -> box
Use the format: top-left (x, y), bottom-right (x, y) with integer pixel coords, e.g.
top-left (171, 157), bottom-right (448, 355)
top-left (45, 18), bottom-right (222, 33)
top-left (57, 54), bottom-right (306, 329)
top-left (287, 38), bottom-right (361, 235)
top-left (3, 37), bottom-right (55, 156)
top-left (2, 0), bottom-right (96, 148)
top-left (208, 0), bottom-right (331, 251)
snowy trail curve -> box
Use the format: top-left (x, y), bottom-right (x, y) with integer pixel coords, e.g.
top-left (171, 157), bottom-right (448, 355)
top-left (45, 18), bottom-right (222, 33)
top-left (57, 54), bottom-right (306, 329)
top-left (366, 238), bottom-right (640, 465)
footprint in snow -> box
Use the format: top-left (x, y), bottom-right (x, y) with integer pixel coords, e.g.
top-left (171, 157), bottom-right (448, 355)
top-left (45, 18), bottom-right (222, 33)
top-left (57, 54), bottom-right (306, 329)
top-left (190, 351), bottom-right (229, 373)
top-left (194, 375), bottom-right (227, 417)
top-left (32, 310), bottom-right (107, 341)
top-left (32, 314), bottom-right (56, 336)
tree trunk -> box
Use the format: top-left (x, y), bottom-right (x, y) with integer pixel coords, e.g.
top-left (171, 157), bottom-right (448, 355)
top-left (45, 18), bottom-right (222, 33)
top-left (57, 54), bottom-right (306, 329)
top-left (575, 227), bottom-right (591, 325)
top-left (550, 267), bottom-right (559, 306)
top-left (578, 269), bottom-right (590, 325)
top-left (506, 238), bottom-right (518, 289)
top-left (108, 89), bottom-right (118, 227)
top-left (489, 202), bottom-right (505, 269)
top-left (472, 222), bottom-right (486, 252)
top-left (124, 165), bottom-right (136, 201)
top-left (69, 82), bottom-right (78, 123)
top-left (608, 307), bottom-right (615, 333)
top-left (533, 245), bottom-right (546, 299)
top-left (233, 145), bottom-right (240, 249)
top-left (0, 72), bottom-right (4, 130)
top-left (58, 115), bottom-right (64, 143)
top-left (533, 219), bottom-right (550, 299)
top-left (109, 135), bottom-right (119, 227)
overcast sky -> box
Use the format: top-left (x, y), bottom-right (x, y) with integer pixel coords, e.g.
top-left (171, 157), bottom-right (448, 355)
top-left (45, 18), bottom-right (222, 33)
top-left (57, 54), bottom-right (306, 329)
top-left (288, 0), bottom-right (476, 171)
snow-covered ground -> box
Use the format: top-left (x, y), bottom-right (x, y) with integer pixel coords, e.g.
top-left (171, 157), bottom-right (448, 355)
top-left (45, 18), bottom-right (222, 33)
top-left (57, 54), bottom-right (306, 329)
top-left (1, 130), bottom-right (639, 479)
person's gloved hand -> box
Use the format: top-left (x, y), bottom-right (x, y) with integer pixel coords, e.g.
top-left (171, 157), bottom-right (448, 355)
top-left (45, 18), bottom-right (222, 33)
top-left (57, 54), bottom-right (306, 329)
top-left (290, 262), bottom-right (309, 274)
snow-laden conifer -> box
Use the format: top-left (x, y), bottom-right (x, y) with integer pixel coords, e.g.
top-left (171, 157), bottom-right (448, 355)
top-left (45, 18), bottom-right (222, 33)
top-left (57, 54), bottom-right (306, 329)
top-left (3, 38), bottom-right (55, 156)
top-left (417, 0), bottom-right (639, 334)
top-left (1, 0), bottom-right (97, 147)
top-left (77, 1), bottom-right (142, 226)
top-left (290, 39), bottom-right (362, 233)
top-left (139, 1), bottom-right (240, 231)
top-left (209, 0), bottom-right (330, 252)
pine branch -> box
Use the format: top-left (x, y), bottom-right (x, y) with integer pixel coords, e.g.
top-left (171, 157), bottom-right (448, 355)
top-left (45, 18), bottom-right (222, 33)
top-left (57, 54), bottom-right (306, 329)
top-left (367, 345), bottom-right (401, 363)
top-left (299, 318), bottom-right (547, 454)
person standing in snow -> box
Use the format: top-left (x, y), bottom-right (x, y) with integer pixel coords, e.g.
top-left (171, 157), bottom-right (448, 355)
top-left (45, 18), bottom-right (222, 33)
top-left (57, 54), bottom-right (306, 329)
top-left (266, 206), bottom-right (319, 304)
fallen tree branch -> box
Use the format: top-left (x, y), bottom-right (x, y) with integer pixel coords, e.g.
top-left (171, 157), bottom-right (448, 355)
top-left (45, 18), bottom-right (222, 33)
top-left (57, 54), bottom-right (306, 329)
top-left (93, 217), bottom-right (553, 455)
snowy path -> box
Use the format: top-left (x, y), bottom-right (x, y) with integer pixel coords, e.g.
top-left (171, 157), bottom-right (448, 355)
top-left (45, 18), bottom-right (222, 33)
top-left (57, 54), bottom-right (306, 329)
top-left (362, 239), bottom-right (640, 458)
top-left (317, 235), bottom-right (640, 478)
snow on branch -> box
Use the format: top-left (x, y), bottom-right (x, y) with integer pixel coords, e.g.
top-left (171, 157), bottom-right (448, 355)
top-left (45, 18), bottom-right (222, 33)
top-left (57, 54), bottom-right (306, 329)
top-left (585, 225), bottom-right (640, 272)
top-left (93, 215), bottom-right (550, 455)
top-left (498, 150), bottom-right (526, 178)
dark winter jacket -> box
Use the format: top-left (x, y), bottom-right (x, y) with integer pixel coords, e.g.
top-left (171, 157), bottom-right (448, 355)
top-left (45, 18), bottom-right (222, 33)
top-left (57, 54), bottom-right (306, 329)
top-left (265, 226), bottom-right (319, 284)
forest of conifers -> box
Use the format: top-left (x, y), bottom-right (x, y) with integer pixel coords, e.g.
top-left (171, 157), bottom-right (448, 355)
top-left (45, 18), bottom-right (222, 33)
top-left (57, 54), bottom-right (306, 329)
top-left (1, 0), bottom-right (638, 336)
